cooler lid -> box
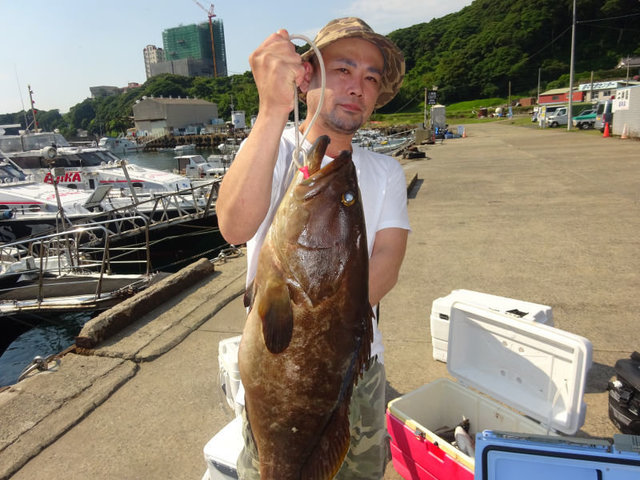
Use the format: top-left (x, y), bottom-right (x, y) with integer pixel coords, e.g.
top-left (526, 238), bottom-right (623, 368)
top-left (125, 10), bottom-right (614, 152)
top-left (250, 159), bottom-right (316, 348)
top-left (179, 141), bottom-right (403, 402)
top-left (447, 303), bottom-right (592, 435)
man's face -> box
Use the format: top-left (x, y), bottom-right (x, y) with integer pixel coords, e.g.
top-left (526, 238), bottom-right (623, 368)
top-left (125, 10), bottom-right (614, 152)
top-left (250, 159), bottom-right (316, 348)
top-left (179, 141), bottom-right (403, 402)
top-left (306, 37), bottom-right (384, 135)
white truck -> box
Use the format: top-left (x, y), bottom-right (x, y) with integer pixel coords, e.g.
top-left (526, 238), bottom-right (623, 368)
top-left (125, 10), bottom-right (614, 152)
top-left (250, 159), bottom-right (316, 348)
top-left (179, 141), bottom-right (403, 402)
top-left (546, 106), bottom-right (568, 127)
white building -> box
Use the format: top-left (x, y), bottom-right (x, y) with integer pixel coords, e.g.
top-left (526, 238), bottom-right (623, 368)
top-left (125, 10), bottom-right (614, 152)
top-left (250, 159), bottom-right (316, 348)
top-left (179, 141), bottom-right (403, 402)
top-left (143, 45), bottom-right (165, 80)
top-left (577, 80), bottom-right (640, 103)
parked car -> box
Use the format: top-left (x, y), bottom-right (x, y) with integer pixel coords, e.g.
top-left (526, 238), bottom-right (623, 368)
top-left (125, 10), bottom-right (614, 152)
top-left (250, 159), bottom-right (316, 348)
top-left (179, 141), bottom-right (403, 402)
top-left (533, 105), bottom-right (563, 125)
top-left (595, 99), bottom-right (614, 132)
top-left (547, 107), bottom-right (568, 127)
top-left (572, 108), bottom-right (597, 129)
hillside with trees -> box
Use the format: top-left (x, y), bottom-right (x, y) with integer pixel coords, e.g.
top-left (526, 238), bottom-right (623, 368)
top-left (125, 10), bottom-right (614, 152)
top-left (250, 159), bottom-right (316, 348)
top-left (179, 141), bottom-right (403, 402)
top-left (1, 0), bottom-right (638, 137)
top-left (385, 0), bottom-right (640, 111)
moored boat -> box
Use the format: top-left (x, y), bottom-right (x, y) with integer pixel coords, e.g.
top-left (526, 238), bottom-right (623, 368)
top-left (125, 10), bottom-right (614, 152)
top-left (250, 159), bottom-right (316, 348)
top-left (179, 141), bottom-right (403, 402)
top-left (0, 227), bottom-right (164, 317)
top-left (2, 132), bottom-right (192, 194)
top-left (173, 143), bottom-right (196, 154)
top-left (174, 154), bottom-right (228, 179)
top-left (98, 136), bottom-right (144, 155)
top-left (0, 155), bottom-right (100, 242)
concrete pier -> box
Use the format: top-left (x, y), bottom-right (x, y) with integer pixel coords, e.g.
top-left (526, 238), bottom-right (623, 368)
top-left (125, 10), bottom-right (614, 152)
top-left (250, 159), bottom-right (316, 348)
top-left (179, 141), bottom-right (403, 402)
top-left (1, 122), bottom-right (638, 479)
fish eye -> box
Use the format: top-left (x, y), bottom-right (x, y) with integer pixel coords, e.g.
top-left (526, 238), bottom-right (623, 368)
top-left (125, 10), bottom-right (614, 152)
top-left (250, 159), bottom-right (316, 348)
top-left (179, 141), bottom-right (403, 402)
top-left (341, 191), bottom-right (356, 206)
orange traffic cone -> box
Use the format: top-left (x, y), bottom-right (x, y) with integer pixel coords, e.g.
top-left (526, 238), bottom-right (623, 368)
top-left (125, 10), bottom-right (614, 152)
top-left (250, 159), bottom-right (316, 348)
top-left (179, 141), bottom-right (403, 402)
top-left (621, 124), bottom-right (629, 139)
top-left (603, 122), bottom-right (610, 138)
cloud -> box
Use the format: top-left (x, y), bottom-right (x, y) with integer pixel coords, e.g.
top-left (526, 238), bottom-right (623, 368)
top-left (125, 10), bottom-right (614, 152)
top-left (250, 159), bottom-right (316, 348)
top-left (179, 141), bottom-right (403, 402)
top-left (337, 0), bottom-right (472, 34)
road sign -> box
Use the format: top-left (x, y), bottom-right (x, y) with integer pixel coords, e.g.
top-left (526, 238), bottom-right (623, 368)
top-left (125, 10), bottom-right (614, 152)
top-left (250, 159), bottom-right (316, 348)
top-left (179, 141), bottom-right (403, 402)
top-left (427, 90), bottom-right (438, 105)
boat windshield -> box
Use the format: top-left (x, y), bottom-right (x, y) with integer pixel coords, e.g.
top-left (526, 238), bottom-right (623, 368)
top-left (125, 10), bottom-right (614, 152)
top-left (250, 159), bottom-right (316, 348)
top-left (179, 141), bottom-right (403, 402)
top-left (0, 162), bottom-right (26, 182)
top-left (63, 150), bottom-right (119, 166)
top-left (0, 137), bottom-right (24, 153)
top-left (77, 150), bottom-right (119, 165)
top-left (8, 149), bottom-right (121, 169)
top-left (0, 133), bottom-right (70, 153)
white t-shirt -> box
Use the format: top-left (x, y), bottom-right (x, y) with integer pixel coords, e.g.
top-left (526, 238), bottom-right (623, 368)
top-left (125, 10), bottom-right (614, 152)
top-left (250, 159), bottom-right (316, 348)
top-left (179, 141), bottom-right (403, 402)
top-left (244, 127), bottom-right (411, 363)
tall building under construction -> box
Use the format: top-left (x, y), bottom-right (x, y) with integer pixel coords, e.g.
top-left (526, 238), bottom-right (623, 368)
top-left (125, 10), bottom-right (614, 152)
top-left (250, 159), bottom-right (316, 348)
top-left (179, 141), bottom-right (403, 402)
top-left (154, 20), bottom-right (227, 78)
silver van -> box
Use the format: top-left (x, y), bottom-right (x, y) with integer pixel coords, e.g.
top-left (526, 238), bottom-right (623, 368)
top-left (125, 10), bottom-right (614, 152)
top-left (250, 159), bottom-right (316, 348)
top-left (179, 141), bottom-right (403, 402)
top-left (594, 99), bottom-right (613, 132)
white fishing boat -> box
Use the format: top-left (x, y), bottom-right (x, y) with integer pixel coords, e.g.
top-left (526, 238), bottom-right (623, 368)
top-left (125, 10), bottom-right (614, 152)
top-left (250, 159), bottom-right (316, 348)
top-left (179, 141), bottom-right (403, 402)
top-left (352, 129), bottom-right (415, 155)
top-left (2, 132), bottom-right (192, 195)
top-left (173, 143), bottom-right (196, 154)
top-left (1, 133), bottom-right (228, 272)
top-left (174, 154), bottom-right (228, 179)
top-left (0, 155), bottom-right (100, 242)
top-left (0, 227), bottom-right (163, 316)
top-left (98, 136), bottom-right (144, 155)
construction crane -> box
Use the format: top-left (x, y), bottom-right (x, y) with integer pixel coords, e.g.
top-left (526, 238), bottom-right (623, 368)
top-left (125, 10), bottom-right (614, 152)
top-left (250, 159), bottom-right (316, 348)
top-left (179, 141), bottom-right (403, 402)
top-left (192, 1), bottom-right (218, 77)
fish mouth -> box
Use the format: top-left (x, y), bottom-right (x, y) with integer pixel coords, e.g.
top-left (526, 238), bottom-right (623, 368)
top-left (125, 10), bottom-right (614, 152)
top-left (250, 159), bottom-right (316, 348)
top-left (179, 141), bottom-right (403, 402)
top-left (303, 135), bottom-right (330, 176)
top-left (300, 150), bottom-right (352, 202)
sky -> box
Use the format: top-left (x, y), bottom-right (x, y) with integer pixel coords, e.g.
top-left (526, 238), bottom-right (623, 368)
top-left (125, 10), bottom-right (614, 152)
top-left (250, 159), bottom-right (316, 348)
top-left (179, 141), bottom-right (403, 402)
top-left (1, 0), bottom-right (473, 116)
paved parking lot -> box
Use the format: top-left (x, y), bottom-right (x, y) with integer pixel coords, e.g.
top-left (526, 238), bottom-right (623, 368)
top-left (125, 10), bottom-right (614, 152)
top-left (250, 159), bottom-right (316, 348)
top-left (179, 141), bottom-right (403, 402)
top-left (4, 121), bottom-right (639, 479)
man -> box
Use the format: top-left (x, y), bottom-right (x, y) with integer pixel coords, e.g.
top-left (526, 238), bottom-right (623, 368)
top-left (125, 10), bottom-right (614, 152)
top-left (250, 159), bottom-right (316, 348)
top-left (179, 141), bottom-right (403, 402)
top-left (216, 17), bottom-right (410, 479)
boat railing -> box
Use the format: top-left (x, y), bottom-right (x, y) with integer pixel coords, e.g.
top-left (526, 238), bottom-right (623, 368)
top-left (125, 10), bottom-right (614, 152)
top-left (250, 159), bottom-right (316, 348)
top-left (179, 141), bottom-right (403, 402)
top-left (0, 218), bottom-right (152, 303)
top-left (98, 178), bottom-right (220, 229)
top-left (60, 217), bottom-right (152, 275)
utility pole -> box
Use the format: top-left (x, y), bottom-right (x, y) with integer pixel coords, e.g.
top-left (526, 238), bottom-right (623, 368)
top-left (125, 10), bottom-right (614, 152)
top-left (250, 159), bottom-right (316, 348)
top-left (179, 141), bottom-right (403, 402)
top-left (626, 56), bottom-right (630, 83)
top-left (537, 68), bottom-right (541, 105)
top-left (567, 0), bottom-right (576, 131)
top-left (423, 88), bottom-right (427, 129)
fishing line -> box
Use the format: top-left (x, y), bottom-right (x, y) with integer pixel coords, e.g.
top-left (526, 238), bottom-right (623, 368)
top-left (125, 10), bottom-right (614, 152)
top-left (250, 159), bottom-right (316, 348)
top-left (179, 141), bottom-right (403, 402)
top-left (288, 34), bottom-right (326, 175)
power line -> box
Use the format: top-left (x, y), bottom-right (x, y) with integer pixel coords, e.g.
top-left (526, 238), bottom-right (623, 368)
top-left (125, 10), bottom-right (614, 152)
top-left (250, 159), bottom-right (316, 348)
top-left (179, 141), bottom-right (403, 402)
top-left (577, 12), bottom-right (640, 24)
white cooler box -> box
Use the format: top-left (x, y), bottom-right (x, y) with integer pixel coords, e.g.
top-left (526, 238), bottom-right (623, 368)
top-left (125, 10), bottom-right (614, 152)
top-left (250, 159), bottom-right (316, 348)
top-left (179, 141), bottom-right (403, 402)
top-left (430, 289), bottom-right (553, 363)
top-left (387, 303), bottom-right (592, 480)
top-left (203, 415), bottom-right (243, 480)
top-left (218, 335), bottom-right (244, 416)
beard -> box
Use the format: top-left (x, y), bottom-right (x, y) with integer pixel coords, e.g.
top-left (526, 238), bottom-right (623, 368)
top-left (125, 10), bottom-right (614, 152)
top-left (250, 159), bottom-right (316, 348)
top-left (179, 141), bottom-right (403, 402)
top-left (321, 107), bottom-right (365, 135)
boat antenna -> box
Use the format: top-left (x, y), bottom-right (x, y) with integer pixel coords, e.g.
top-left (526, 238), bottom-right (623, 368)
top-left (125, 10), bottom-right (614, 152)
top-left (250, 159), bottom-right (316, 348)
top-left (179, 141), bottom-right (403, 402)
top-left (14, 66), bottom-right (29, 131)
top-left (27, 85), bottom-right (39, 132)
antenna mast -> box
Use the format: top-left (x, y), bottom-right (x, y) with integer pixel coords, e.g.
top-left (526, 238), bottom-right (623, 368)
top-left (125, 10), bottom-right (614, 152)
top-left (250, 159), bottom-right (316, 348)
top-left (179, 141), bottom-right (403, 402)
top-left (28, 85), bottom-right (39, 132)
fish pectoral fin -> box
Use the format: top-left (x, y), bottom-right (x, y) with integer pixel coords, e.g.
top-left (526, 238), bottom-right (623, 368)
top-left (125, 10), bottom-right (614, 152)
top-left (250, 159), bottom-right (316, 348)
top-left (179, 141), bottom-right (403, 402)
top-left (302, 400), bottom-right (351, 480)
top-left (258, 280), bottom-right (293, 354)
top-left (243, 280), bottom-right (255, 309)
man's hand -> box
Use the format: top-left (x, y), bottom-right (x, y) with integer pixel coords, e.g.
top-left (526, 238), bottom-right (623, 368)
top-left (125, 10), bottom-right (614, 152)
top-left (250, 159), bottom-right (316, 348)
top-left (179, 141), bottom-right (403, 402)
top-left (250, 29), bottom-right (309, 118)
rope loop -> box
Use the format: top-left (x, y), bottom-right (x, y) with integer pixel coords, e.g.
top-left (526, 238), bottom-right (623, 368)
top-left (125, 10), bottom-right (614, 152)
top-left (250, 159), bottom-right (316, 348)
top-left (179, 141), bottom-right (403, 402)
top-left (288, 34), bottom-right (326, 172)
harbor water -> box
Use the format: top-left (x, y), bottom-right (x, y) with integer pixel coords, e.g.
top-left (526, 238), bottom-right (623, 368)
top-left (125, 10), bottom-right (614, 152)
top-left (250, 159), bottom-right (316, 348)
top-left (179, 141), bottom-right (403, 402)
top-left (0, 148), bottom-right (220, 387)
top-left (0, 312), bottom-right (92, 386)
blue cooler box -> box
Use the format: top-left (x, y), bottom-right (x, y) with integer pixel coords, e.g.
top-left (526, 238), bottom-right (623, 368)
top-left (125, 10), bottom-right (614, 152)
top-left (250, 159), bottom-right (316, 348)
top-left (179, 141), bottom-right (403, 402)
top-left (475, 430), bottom-right (640, 479)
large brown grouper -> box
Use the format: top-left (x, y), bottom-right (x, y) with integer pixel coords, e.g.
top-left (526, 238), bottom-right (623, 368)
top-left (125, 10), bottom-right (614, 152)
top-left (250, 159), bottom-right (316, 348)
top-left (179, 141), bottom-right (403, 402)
top-left (238, 135), bottom-right (374, 480)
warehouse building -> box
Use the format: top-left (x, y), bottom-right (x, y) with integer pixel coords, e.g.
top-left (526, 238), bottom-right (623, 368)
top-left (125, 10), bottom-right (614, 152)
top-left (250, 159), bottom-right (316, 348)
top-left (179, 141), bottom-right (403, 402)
top-left (132, 96), bottom-right (219, 137)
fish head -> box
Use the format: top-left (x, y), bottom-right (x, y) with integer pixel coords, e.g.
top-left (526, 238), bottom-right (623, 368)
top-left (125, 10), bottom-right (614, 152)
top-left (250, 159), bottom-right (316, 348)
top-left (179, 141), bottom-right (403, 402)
top-left (272, 135), bottom-right (367, 303)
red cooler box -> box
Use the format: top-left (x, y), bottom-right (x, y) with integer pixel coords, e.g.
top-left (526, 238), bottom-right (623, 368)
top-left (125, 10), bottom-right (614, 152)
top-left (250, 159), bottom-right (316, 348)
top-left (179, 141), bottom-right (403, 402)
top-left (387, 303), bottom-right (592, 480)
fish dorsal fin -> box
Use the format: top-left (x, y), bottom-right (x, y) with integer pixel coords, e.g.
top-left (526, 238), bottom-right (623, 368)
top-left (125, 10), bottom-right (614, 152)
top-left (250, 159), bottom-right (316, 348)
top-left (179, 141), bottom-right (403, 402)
top-left (301, 393), bottom-right (351, 480)
top-left (257, 277), bottom-right (294, 354)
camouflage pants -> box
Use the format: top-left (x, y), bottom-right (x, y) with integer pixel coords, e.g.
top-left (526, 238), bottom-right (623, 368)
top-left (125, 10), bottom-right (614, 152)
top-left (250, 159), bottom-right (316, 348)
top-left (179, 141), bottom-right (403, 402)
top-left (236, 359), bottom-right (389, 479)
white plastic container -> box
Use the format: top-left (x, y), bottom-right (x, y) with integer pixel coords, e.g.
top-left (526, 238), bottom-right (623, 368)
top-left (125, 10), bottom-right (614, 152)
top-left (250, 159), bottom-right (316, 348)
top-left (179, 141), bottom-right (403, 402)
top-left (203, 416), bottom-right (243, 480)
top-left (218, 335), bottom-right (244, 416)
top-left (388, 303), bottom-right (592, 479)
top-left (430, 289), bottom-right (553, 362)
